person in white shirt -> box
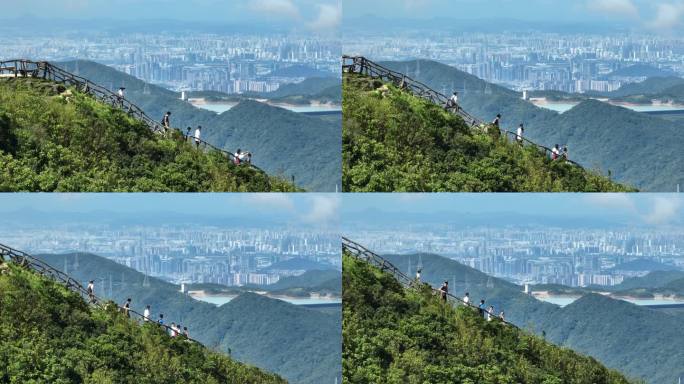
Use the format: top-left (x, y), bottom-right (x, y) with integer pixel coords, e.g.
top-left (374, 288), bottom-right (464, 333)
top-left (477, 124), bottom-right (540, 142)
top-left (143, 305), bottom-right (151, 322)
top-left (552, 144), bottom-right (560, 160)
top-left (87, 280), bottom-right (95, 303)
top-left (487, 306), bottom-right (494, 321)
top-left (516, 124), bottom-right (524, 144)
top-left (416, 268), bottom-right (422, 282)
top-left (194, 126), bottom-right (202, 148)
top-left (447, 91), bottom-right (459, 111)
top-left (463, 292), bottom-right (470, 305)
top-left (117, 87), bottom-right (125, 107)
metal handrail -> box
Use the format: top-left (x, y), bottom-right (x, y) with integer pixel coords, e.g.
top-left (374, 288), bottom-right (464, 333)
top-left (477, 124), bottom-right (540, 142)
top-left (342, 55), bottom-right (585, 170)
top-left (0, 242), bottom-right (201, 344)
top-left (341, 236), bottom-right (516, 327)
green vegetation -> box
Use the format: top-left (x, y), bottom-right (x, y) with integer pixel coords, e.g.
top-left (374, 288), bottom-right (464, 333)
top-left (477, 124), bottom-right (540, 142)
top-left (58, 60), bottom-right (340, 192)
top-left (0, 78), bottom-right (296, 192)
top-left (36, 252), bottom-right (341, 384)
top-left (379, 251), bottom-right (684, 384)
top-left (343, 74), bottom-right (632, 192)
top-left (342, 253), bottom-right (635, 384)
top-left (0, 262), bottom-right (285, 384)
top-left (378, 59), bottom-right (684, 191)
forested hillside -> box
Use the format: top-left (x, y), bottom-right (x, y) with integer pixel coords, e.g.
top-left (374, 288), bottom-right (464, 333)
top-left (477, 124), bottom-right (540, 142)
top-left (0, 77), bottom-right (295, 192)
top-left (0, 262), bottom-right (286, 384)
top-left (342, 254), bottom-right (634, 384)
top-left (35, 252), bottom-right (341, 384)
top-left (343, 73), bottom-right (631, 192)
top-left (377, 59), bottom-right (684, 191)
top-left (58, 60), bottom-right (340, 191)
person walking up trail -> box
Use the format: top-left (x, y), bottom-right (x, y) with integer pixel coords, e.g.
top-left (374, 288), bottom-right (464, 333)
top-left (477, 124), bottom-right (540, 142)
top-left (552, 144), bottom-right (561, 160)
top-left (87, 280), bottom-right (95, 303)
top-left (158, 314), bottom-right (165, 325)
top-left (478, 299), bottom-right (486, 317)
top-left (516, 124), bottom-right (524, 144)
top-left (487, 305), bottom-right (495, 322)
top-left (143, 305), bottom-right (151, 322)
top-left (439, 281), bottom-right (449, 302)
top-left (161, 112), bottom-right (172, 131)
top-left (194, 126), bottom-right (202, 148)
top-left (463, 292), bottom-right (470, 305)
top-left (123, 298), bottom-right (132, 318)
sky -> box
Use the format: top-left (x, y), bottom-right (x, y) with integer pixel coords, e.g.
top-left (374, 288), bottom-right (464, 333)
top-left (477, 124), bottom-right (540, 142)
top-left (342, 194), bottom-right (684, 227)
top-left (0, 193), bottom-right (340, 228)
top-left (0, 0), bottom-right (341, 32)
top-left (344, 0), bottom-right (684, 31)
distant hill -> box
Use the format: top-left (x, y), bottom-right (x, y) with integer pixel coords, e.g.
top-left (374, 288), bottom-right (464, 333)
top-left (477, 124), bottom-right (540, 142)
top-left (603, 64), bottom-right (675, 79)
top-left (0, 261), bottom-right (285, 384)
top-left (375, 58), bottom-right (683, 191)
top-left (611, 270), bottom-right (684, 291)
top-left (610, 259), bottom-right (680, 272)
top-left (378, 251), bottom-right (684, 383)
top-left (266, 77), bottom-right (341, 99)
top-left (606, 76), bottom-right (684, 97)
top-left (205, 100), bottom-right (341, 192)
top-left (36, 252), bottom-right (341, 384)
top-left (343, 73), bottom-right (631, 192)
top-left (342, 253), bottom-right (632, 384)
top-left (58, 60), bottom-right (340, 191)
top-left (0, 77), bottom-right (293, 192)
top-left (270, 65), bottom-right (335, 78)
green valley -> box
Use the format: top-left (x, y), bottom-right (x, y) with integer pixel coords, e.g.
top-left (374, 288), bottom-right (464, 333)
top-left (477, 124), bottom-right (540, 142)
top-left (0, 77), bottom-right (296, 192)
top-left (0, 260), bottom-right (286, 384)
top-left (343, 72), bottom-right (632, 192)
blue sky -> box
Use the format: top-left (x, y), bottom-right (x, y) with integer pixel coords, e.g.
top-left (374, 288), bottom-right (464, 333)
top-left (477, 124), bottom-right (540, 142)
top-left (0, 194), bottom-right (340, 227)
top-left (344, 0), bottom-right (684, 31)
top-left (0, 0), bottom-right (341, 31)
top-left (342, 194), bottom-right (684, 226)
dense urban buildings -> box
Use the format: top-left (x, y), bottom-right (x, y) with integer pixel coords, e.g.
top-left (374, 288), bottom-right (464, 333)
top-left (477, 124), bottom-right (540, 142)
top-left (2, 226), bottom-right (339, 287)
top-left (1, 33), bottom-right (340, 93)
top-left (346, 226), bottom-right (684, 287)
top-left (344, 31), bottom-right (684, 93)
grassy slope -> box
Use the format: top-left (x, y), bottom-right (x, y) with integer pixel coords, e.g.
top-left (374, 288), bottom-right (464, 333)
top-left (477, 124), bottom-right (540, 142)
top-left (0, 262), bottom-right (285, 384)
top-left (342, 254), bottom-right (635, 384)
top-left (0, 78), bottom-right (296, 192)
top-left (58, 60), bottom-right (340, 192)
top-left (343, 74), bottom-right (632, 192)
top-left (377, 59), bottom-right (683, 191)
top-left (36, 252), bottom-right (341, 384)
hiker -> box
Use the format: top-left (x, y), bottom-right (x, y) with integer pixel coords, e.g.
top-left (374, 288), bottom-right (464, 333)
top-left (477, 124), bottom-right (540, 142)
top-left (416, 267), bottom-right (422, 282)
top-left (487, 305), bottom-right (495, 322)
top-left (463, 292), bottom-right (470, 305)
top-left (234, 149), bottom-right (243, 165)
top-left (499, 311), bottom-right (506, 322)
top-left (186, 127), bottom-right (192, 140)
top-left (516, 123), bottom-right (524, 144)
top-left (562, 145), bottom-right (569, 161)
top-left (143, 305), bottom-right (151, 322)
top-left (552, 144), bottom-right (560, 160)
top-left (158, 314), bottom-right (165, 325)
top-left (117, 87), bottom-right (125, 107)
top-left (183, 326), bottom-right (189, 338)
top-left (170, 322), bottom-right (177, 337)
top-left (123, 298), bottom-right (131, 318)
top-left (492, 114), bottom-right (501, 128)
top-left (446, 91), bottom-right (459, 112)
top-left (194, 126), bottom-right (202, 148)
top-left (87, 280), bottom-right (95, 303)
top-left (161, 111), bottom-right (171, 131)
top-left (439, 281), bottom-right (449, 302)
top-left (478, 299), bottom-right (486, 317)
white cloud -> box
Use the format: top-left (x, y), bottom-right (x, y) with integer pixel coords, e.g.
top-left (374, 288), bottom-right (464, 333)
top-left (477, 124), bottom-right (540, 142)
top-left (587, 0), bottom-right (640, 18)
top-left (249, 0), bottom-right (301, 19)
top-left (647, 1), bottom-right (684, 30)
top-left (302, 195), bottom-right (340, 226)
top-left (308, 3), bottom-right (341, 31)
top-left (643, 196), bottom-right (683, 225)
top-left (242, 194), bottom-right (295, 212)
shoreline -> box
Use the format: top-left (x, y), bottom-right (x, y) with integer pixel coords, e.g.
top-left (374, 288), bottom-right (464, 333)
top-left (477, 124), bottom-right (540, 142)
top-left (188, 97), bottom-right (341, 110)
top-left (188, 289), bottom-right (341, 302)
top-left (530, 97), bottom-right (684, 109)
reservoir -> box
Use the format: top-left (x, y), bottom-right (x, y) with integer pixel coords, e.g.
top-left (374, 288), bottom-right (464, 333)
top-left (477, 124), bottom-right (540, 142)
top-left (191, 294), bottom-right (342, 307)
top-left (531, 100), bottom-right (684, 114)
top-left (536, 295), bottom-right (684, 308)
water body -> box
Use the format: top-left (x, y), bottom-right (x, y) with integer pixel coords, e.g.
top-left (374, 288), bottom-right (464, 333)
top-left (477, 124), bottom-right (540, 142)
top-left (191, 294), bottom-right (342, 307)
top-left (191, 101), bottom-right (342, 114)
top-left (532, 101), bottom-right (684, 114)
top-left (537, 295), bottom-right (684, 307)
